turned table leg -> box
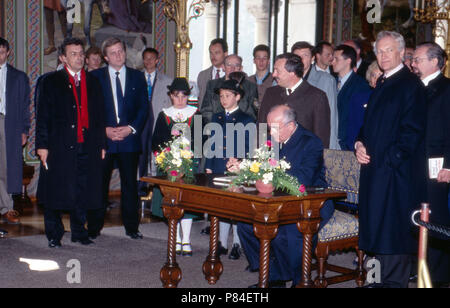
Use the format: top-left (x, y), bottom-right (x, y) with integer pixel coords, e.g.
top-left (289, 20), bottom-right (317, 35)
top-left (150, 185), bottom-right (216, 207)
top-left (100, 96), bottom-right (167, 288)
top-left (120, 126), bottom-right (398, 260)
top-left (203, 216), bottom-right (223, 284)
top-left (160, 204), bottom-right (184, 288)
top-left (253, 224), bottom-right (278, 288)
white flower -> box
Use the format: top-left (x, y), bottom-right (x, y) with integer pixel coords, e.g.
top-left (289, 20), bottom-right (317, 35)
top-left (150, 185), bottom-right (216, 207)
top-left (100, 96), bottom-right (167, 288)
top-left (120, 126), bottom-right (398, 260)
top-left (262, 172), bottom-right (273, 184)
top-left (280, 160), bottom-right (291, 170)
top-left (172, 159), bottom-right (182, 167)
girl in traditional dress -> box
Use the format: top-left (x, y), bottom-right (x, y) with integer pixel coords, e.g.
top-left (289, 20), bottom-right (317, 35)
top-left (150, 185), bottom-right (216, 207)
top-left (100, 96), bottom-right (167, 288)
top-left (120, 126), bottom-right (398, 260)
top-left (151, 78), bottom-right (200, 256)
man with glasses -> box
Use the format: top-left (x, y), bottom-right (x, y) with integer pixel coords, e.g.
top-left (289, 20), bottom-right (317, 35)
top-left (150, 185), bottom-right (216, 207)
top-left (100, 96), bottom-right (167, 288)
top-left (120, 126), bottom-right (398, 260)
top-left (200, 54), bottom-right (257, 123)
top-left (411, 42), bottom-right (450, 287)
top-left (355, 31), bottom-right (427, 288)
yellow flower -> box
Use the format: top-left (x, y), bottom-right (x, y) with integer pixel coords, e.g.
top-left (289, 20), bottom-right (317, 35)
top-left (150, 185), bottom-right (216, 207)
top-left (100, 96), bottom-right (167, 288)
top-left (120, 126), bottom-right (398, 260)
top-left (156, 152), bottom-right (165, 164)
top-left (180, 150), bottom-right (192, 159)
top-left (250, 162), bottom-right (261, 173)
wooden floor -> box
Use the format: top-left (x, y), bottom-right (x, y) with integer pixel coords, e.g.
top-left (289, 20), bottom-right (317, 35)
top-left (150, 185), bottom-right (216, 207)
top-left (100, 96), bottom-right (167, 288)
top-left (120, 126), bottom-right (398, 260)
top-left (0, 198), bottom-right (162, 238)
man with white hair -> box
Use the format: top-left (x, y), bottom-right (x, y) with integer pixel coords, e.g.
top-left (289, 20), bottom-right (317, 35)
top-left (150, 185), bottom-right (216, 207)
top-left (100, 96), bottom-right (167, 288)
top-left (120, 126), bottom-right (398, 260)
top-left (355, 31), bottom-right (427, 288)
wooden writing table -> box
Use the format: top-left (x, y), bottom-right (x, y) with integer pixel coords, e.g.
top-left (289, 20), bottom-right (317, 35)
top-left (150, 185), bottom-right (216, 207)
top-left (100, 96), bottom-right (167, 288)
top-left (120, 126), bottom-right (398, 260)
top-left (142, 174), bottom-right (346, 288)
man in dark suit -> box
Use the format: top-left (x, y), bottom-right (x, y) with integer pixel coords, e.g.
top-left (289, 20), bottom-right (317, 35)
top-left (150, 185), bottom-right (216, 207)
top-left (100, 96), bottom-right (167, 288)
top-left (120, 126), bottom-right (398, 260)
top-left (258, 53), bottom-right (331, 148)
top-left (411, 42), bottom-right (450, 287)
top-left (36, 37), bottom-right (106, 248)
top-left (238, 104), bottom-right (333, 288)
top-left (201, 54), bottom-right (258, 123)
top-left (332, 44), bottom-right (370, 150)
top-left (0, 38), bottom-right (30, 225)
top-left (355, 31), bottom-right (427, 288)
top-left (90, 37), bottom-right (149, 240)
top-left (343, 39), bottom-right (370, 79)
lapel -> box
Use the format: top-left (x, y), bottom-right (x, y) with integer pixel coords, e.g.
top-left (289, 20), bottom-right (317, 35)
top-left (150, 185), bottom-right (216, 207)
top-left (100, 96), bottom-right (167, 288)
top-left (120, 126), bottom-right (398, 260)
top-left (5, 65), bottom-right (14, 111)
top-left (103, 67), bottom-right (114, 107)
top-left (425, 73), bottom-right (444, 101)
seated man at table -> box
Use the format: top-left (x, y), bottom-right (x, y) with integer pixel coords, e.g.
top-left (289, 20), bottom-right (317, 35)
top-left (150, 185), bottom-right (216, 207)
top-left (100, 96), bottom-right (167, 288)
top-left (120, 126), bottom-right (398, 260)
top-left (233, 104), bottom-right (334, 288)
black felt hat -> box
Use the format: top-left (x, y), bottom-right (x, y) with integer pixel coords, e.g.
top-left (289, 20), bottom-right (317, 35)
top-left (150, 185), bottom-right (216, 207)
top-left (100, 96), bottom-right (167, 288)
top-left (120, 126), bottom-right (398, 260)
top-left (214, 79), bottom-right (245, 97)
top-left (167, 77), bottom-right (192, 94)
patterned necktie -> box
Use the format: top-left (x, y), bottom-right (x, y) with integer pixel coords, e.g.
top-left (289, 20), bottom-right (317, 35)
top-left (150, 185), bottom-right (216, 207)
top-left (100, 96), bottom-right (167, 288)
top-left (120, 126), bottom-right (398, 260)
top-left (115, 71), bottom-right (124, 122)
top-left (215, 69), bottom-right (221, 80)
top-left (147, 73), bottom-right (153, 102)
top-left (76, 73), bottom-right (81, 87)
top-left (287, 89), bottom-right (292, 96)
top-left (337, 79), bottom-right (341, 91)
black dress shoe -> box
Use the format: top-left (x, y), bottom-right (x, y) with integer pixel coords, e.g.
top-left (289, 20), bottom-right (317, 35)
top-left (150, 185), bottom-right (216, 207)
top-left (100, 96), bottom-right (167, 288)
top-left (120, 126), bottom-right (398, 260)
top-left (88, 232), bottom-right (100, 240)
top-left (217, 241), bottom-right (228, 256)
top-left (229, 243), bottom-right (241, 260)
top-left (200, 226), bottom-right (210, 235)
top-left (359, 283), bottom-right (385, 288)
top-left (126, 231), bottom-right (143, 239)
top-left (0, 228), bottom-right (8, 237)
top-left (248, 280), bottom-right (286, 288)
top-left (71, 237), bottom-right (95, 245)
top-left (48, 239), bottom-right (62, 248)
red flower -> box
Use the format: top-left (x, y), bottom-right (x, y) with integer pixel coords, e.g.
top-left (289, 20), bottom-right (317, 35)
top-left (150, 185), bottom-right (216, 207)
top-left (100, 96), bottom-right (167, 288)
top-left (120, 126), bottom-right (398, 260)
top-left (170, 170), bottom-right (178, 177)
top-left (165, 147), bottom-right (171, 152)
top-left (266, 140), bottom-right (272, 147)
top-left (299, 184), bottom-right (306, 193)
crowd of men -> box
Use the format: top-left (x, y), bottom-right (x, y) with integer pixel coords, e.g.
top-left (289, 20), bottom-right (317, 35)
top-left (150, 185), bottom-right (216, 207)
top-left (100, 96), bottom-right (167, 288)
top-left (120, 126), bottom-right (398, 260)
top-left (0, 29), bottom-right (449, 288)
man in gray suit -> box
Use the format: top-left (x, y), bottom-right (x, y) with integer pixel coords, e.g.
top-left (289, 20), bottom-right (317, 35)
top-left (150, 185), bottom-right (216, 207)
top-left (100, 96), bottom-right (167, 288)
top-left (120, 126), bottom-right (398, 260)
top-left (292, 41), bottom-right (338, 149)
top-left (196, 38), bottom-right (228, 109)
top-left (140, 47), bottom-right (172, 185)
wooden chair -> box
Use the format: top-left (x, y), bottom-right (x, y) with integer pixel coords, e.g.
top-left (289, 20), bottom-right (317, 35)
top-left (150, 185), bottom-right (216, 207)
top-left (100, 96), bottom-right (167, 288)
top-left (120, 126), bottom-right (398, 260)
top-left (314, 149), bottom-right (366, 288)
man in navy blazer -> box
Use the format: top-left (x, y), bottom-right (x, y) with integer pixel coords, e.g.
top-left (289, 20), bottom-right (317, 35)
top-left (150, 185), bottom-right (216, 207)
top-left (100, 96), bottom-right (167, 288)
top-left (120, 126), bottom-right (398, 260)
top-left (90, 37), bottom-right (150, 239)
top-left (332, 44), bottom-right (370, 150)
top-left (0, 38), bottom-right (30, 225)
top-left (237, 104), bottom-right (334, 288)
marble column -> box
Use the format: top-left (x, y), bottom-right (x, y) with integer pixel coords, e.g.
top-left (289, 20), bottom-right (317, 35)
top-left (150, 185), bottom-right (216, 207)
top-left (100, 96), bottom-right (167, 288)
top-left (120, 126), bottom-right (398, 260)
top-left (288, 0), bottom-right (317, 46)
top-left (202, 1), bottom-right (219, 70)
top-left (247, 0), bottom-right (271, 46)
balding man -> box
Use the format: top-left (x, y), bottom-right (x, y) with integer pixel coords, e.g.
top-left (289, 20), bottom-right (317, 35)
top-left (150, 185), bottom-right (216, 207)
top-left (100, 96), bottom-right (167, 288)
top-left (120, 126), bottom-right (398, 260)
top-left (200, 54), bottom-right (257, 123)
top-left (355, 31), bottom-right (427, 288)
top-left (411, 42), bottom-right (450, 287)
top-left (238, 104), bottom-right (333, 288)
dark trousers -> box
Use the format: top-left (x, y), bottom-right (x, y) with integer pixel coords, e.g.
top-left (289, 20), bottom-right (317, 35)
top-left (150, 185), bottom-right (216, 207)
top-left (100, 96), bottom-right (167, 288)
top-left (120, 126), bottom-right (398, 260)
top-left (44, 153), bottom-right (89, 241)
top-left (376, 254), bottom-right (413, 288)
top-left (89, 152), bottom-right (140, 234)
top-left (238, 200), bottom-right (334, 286)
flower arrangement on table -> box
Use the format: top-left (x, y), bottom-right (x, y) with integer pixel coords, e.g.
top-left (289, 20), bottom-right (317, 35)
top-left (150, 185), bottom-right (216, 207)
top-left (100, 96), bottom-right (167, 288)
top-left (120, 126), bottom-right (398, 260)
top-left (154, 135), bottom-right (194, 182)
top-left (229, 141), bottom-right (307, 196)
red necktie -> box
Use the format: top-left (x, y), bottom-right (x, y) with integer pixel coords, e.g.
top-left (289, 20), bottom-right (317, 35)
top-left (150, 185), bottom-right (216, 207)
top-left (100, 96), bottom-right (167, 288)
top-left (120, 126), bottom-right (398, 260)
top-left (215, 69), bottom-right (221, 79)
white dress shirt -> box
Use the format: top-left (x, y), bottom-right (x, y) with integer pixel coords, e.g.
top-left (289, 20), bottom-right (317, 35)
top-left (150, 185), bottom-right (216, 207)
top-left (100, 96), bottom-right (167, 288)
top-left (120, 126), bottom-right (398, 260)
top-left (0, 63), bottom-right (8, 115)
top-left (421, 70), bottom-right (441, 87)
top-left (108, 65), bottom-right (126, 124)
top-left (212, 66), bottom-right (225, 80)
top-left (384, 63), bottom-right (404, 79)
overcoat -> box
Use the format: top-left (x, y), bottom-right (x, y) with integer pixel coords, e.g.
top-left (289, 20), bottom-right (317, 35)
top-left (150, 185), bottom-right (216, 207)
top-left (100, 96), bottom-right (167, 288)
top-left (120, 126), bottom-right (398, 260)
top-left (36, 69), bottom-right (106, 210)
top-left (4, 65), bottom-right (31, 194)
top-left (424, 73), bottom-right (450, 231)
top-left (357, 66), bottom-right (427, 254)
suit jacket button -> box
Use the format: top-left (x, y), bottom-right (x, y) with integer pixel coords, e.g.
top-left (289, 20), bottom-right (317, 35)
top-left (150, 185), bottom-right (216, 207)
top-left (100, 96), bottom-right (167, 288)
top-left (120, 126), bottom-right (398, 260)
top-left (71, 125), bottom-right (75, 129)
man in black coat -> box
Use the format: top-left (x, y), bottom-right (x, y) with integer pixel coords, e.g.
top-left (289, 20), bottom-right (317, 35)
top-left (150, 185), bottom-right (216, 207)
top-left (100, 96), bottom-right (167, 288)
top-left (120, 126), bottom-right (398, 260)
top-left (0, 38), bottom-right (31, 225)
top-left (355, 31), bottom-right (427, 288)
top-left (36, 37), bottom-right (106, 248)
top-left (411, 42), bottom-right (450, 286)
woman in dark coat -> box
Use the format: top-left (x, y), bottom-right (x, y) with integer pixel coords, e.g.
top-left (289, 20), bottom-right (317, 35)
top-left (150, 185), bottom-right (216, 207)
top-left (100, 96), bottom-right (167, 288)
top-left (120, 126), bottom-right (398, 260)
top-left (151, 77), bottom-right (200, 256)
